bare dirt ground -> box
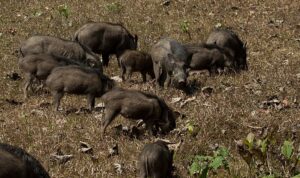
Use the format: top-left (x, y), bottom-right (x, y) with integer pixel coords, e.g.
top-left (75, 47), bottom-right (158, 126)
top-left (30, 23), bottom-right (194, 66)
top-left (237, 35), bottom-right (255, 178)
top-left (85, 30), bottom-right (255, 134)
top-left (0, 0), bottom-right (300, 177)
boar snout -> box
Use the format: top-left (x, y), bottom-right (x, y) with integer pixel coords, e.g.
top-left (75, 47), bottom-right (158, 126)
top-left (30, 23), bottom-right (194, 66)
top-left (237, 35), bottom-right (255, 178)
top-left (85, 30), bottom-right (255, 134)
top-left (173, 72), bottom-right (187, 89)
top-left (178, 79), bottom-right (186, 88)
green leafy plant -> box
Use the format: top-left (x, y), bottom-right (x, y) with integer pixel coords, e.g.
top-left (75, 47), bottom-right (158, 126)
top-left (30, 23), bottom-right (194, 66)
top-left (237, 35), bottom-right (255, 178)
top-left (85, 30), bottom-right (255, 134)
top-left (243, 132), bottom-right (255, 150)
top-left (105, 2), bottom-right (122, 13)
top-left (189, 146), bottom-right (230, 178)
top-left (33, 11), bottom-right (43, 17)
top-left (238, 132), bottom-right (300, 178)
top-left (186, 122), bottom-right (199, 137)
top-left (58, 4), bottom-right (69, 18)
top-left (180, 20), bottom-right (189, 33)
top-left (281, 140), bottom-right (293, 160)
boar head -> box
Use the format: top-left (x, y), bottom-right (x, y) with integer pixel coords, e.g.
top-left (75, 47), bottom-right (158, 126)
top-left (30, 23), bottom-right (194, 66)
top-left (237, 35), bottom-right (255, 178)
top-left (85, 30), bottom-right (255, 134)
top-left (129, 34), bottom-right (138, 50)
top-left (166, 54), bottom-right (188, 89)
top-left (157, 102), bottom-right (178, 134)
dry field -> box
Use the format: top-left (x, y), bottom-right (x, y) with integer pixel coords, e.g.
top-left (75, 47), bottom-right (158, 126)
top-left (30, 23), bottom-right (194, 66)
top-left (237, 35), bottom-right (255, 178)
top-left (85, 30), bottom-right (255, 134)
top-left (0, 0), bottom-right (300, 177)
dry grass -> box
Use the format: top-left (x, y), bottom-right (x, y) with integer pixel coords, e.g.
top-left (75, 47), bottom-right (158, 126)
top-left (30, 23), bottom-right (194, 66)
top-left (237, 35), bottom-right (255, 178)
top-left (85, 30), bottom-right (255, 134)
top-left (0, 0), bottom-right (300, 177)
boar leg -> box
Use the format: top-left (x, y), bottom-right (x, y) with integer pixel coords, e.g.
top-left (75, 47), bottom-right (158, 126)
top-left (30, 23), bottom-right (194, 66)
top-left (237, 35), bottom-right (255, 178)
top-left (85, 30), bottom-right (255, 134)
top-left (87, 94), bottom-right (95, 111)
top-left (116, 57), bottom-right (121, 67)
top-left (153, 63), bottom-right (162, 87)
top-left (145, 120), bottom-right (156, 136)
top-left (23, 73), bottom-right (34, 99)
top-left (101, 109), bottom-right (119, 134)
top-left (102, 53), bottom-right (109, 67)
top-left (209, 66), bottom-right (217, 75)
top-left (139, 168), bottom-right (147, 178)
top-left (165, 73), bottom-right (171, 87)
top-left (52, 91), bottom-right (64, 111)
top-left (121, 65), bottom-right (126, 81)
top-left (141, 72), bottom-right (147, 83)
top-left (126, 67), bottom-right (133, 81)
top-left (148, 70), bottom-right (155, 80)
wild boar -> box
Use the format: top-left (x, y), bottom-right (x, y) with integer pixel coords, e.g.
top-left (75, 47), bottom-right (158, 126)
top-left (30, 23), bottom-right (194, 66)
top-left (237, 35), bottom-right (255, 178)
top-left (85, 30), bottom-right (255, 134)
top-left (184, 43), bottom-right (207, 56)
top-left (151, 38), bottom-right (189, 89)
top-left (19, 35), bottom-right (102, 69)
top-left (185, 43), bottom-right (236, 74)
top-left (18, 54), bottom-right (84, 99)
top-left (73, 22), bottom-right (138, 66)
top-left (0, 143), bottom-right (50, 178)
top-left (0, 150), bottom-right (26, 178)
top-left (206, 28), bottom-right (247, 70)
top-left (46, 65), bottom-right (115, 111)
top-left (101, 88), bottom-right (177, 135)
top-left (119, 50), bottom-right (155, 82)
top-left (138, 140), bottom-right (173, 178)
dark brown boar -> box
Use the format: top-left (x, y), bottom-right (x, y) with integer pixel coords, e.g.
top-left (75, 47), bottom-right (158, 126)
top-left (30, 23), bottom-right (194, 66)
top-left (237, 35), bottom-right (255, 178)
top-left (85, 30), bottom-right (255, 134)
top-left (151, 38), bottom-right (189, 89)
top-left (119, 50), bottom-right (154, 82)
top-left (101, 88), bottom-right (177, 135)
top-left (46, 65), bottom-right (115, 111)
top-left (0, 150), bottom-right (26, 178)
top-left (20, 35), bottom-right (102, 69)
top-left (0, 143), bottom-right (50, 178)
top-left (206, 28), bottom-right (247, 70)
top-left (18, 54), bottom-right (84, 99)
top-left (138, 140), bottom-right (173, 178)
top-left (186, 43), bottom-right (236, 74)
top-left (73, 22), bottom-right (138, 66)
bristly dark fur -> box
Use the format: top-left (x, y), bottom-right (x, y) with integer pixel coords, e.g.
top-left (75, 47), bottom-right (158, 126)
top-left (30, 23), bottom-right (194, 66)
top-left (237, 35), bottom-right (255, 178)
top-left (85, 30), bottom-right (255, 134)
top-left (0, 143), bottom-right (50, 178)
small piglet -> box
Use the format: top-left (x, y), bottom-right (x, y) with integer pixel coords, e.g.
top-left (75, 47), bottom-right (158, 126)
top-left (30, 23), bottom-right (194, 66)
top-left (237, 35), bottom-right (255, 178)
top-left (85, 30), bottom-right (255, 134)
top-left (19, 54), bottom-right (83, 99)
top-left (0, 143), bottom-right (50, 178)
top-left (119, 50), bottom-right (154, 82)
top-left (187, 44), bottom-right (236, 74)
top-left (46, 65), bottom-right (115, 111)
top-left (101, 88), bottom-right (177, 135)
top-left (138, 140), bottom-right (174, 178)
